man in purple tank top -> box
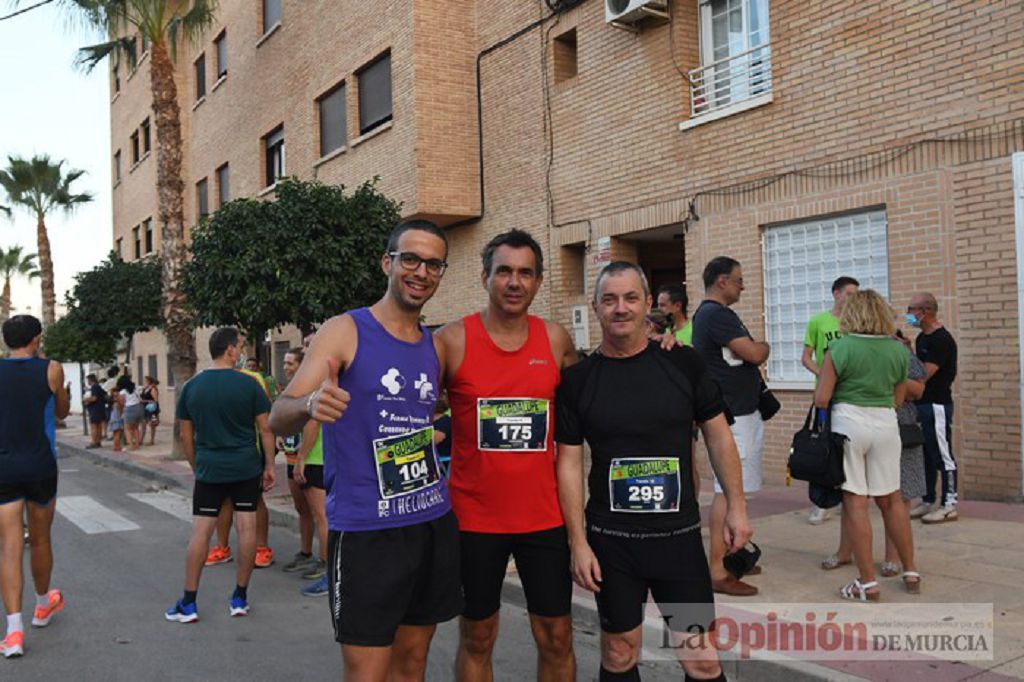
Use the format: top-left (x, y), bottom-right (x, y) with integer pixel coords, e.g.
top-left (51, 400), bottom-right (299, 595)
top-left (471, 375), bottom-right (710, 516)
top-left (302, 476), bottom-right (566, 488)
top-left (271, 220), bottom-right (460, 681)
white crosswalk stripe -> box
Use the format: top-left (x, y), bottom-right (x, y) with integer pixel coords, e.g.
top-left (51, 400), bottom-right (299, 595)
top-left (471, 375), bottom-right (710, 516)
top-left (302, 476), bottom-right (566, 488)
top-left (56, 495), bottom-right (141, 534)
top-left (127, 491), bottom-right (193, 523)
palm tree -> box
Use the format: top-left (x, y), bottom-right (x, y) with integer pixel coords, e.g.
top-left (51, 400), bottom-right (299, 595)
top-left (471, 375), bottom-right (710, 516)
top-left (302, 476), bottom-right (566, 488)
top-left (0, 246), bottom-right (40, 324)
top-left (0, 155), bottom-right (93, 326)
top-left (70, 1), bottom-right (216, 386)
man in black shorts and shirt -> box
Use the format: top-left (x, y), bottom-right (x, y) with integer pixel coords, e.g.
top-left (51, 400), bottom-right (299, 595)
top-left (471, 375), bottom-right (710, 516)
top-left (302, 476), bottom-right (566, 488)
top-left (556, 262), bottom-right (752, 682)
top-left (906, 293), bottom-right (959, 524)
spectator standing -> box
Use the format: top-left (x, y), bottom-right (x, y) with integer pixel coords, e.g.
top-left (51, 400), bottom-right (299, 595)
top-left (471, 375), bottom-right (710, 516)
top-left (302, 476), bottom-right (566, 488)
top-left (139, 376), bottom-right (160, 446)
top-left (692, 256), bottom-right (768, 597)
top-left (83, 374), bottom-right (107, 449)
top-left (119, 376), bottom-right (144, 450)
top-left (657, 283), bottom-right (693, 345)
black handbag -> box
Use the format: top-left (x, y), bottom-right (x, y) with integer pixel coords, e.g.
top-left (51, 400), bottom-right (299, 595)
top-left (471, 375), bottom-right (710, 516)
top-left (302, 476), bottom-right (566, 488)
top-left (757, 382), bottom-right (781, 421)
top-left (788, 406), bottom-right (846, 488)
top-left (899, 423), bottom-right (925, 448)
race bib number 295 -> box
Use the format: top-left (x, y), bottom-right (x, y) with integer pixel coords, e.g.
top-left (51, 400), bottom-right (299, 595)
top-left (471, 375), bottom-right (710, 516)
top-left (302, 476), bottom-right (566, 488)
top-left (608, 457), bottom-right (681, 513)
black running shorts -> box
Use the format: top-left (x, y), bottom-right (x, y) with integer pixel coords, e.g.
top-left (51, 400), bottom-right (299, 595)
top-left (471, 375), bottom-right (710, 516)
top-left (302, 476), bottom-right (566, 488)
top-left (586, 524), bottom-right (715, 634)
top-left (328, 510), bottom-right (463, 646)
top-left (0, 476), bottom-right (58, 506)
top-left (460, 525), bottom-right (572, 620)
top-left (192, 476), bottom-right (262, 516)
top-left (302, 464), bottom-right (325, 491)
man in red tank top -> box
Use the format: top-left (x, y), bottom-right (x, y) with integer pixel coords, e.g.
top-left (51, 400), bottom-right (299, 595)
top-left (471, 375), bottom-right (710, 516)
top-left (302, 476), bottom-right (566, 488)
top-left (437, 229), bottom-right (578, 681)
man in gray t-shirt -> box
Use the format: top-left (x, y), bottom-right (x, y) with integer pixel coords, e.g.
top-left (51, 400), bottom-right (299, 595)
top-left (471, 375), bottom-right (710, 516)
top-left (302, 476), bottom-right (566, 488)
top-left (692, 256), bottom-right (770, 597)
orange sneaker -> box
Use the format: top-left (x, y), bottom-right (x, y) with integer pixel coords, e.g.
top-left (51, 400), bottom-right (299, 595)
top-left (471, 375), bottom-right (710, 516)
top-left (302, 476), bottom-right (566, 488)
top-left (1, 631), bottom-right (23, 658)
top-left (255, 545), bottom-right (274, 568)
top-left (205, 545), bottom-right (233, 566)
top-left (32, 589), bottom-right (65, 627)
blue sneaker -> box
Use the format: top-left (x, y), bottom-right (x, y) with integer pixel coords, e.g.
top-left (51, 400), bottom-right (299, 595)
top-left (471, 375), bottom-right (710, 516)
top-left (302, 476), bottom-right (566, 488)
top-left (229, 594), bottom-right (249, 617)
top-left (165, 599), bottom-right (198, 623)
top-left (301, 574), bottom-right (329, 598)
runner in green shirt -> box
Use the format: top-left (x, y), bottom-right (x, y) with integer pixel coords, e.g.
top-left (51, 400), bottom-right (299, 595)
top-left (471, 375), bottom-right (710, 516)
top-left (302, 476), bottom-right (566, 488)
top-left (657, 284), bottom-right (693, 345)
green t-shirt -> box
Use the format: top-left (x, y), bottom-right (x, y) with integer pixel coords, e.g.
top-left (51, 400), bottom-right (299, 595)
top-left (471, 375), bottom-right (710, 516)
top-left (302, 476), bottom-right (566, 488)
top-left (176, 368), bottom-right (272, 483)
top-left (674, 320), bottom-right (693, 346)
top-left (803, 311), bottom-right (842, 367)
top-left (829, 335), bottom-right (908, 408)
top-left (305, 426), bottom-right (323, 466)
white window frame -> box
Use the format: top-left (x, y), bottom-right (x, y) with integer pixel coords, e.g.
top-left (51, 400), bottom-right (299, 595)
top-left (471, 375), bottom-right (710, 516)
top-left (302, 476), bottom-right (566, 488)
top-left (762, 208), bottom-right (890, 388)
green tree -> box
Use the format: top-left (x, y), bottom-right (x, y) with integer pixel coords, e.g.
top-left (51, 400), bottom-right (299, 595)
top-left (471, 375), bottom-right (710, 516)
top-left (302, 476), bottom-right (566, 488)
top-left (43, 309), bottom-right (116, 365)
top-left (0, 245), bottom-right (40, 323)
top-left (69, 0), bottom-right (218, 387)
top-left (0, 154), bottom-right (93, 326)
top-left (183, 178), bottom-right (401, 351)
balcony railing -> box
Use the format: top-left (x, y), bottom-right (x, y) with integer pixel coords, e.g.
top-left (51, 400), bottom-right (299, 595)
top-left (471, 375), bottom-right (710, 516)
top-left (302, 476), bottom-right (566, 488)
top-left (689, 44), bottom-right (773, 118)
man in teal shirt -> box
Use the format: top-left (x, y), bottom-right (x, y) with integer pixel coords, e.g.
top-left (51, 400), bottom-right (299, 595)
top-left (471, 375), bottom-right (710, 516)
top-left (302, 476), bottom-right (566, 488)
top-left (166, 327), bottom-right (276, 624)
top-left (802, 276), bottom-right (858, 525)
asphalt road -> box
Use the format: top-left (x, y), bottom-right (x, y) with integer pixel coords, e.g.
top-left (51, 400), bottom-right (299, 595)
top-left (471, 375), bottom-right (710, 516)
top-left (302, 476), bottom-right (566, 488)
top-left (3, 451), bottom-right (682, 681)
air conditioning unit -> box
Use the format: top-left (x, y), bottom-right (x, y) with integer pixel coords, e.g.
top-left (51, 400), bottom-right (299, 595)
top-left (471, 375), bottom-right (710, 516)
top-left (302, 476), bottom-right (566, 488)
top-left (605, 0), bottom-right (668, 27)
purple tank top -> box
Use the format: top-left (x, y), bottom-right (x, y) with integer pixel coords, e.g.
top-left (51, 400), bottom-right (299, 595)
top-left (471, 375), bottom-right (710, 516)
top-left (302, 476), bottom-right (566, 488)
top-left (324, 308), bottom-right (450, 531)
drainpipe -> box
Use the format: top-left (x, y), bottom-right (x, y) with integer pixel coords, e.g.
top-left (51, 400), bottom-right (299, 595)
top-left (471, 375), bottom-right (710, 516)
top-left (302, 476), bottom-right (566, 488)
top-left (1012, 151), bottom-right (1024, 497)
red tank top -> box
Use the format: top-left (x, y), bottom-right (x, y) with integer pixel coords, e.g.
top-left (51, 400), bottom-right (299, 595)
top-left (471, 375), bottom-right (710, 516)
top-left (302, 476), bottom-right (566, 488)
top-left (447, 313), bottom-right (563, 533)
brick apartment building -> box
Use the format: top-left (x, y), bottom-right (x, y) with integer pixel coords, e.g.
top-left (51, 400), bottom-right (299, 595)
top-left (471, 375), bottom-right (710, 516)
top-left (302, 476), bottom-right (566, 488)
top-left (108, 0), bottom-right (1024, 500)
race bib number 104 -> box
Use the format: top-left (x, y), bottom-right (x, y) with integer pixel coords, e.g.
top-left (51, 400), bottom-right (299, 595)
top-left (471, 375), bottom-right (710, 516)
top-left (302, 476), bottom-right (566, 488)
top-left (373, 426), bottom-right (441, 500)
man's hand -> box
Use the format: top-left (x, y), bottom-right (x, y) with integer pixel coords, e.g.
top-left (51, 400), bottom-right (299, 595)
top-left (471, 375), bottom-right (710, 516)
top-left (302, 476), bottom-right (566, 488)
top-left (308, 358), bottom-right (350, 424)
top-left (262, 468), bottom-right (276, 493)
top-left (293, 458), bottom-right (306, 485)
top-left (723, 505), bottom-right (754, 555)
top-left (570, 541), bottom-right (603, 593)
top-left (658, 332), bottom-right (681, 351)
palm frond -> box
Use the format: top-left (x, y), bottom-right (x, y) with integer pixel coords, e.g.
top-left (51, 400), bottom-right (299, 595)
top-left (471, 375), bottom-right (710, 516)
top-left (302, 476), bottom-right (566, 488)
top-left (166, 0), bottom-right (216, 62)
top-left (75, 35), bottom-right (135, 73)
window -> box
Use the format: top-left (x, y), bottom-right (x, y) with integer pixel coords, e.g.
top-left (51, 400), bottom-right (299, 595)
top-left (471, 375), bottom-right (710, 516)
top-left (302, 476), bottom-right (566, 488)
top-left (264, 126), bottom-right (285, 186)
top-left (112, 61), bottom-right (120, 95)
top-left (692, 0), bottom-right (772, 116)
top-left (216, 163), bottom-right (230, 206)
top-left (130, 131), bottom-right (140, 164)
top-left (263, 0), bottom-right (281, 33)
top-left (166, 354), bottom-right (175, 387)
top-left (141, 118), bottom-right (151, 154)
top-left (137, 356), bottom-right (143, 385)
top-left (147, 355), bottom-right (157, 382)
top-left (133, 226), bottom-right (141, 260)
top-left (318, 82), bottom-right (347, 157)
top-left (357, 52), bottom-right (392, 135)
top-left (196, 178), bottom-right (209, 221)
top-left (553, 28), bottom-right (578, 83)
top-left (215, 31), bottom-right (228, 78)
top-left (194, 53), bottom-right (206, 100)
top-left (143, 218), bottom-right (153, 254)
top-left (115, 237), bottom-right (123, 258)
top-left (114, 150), bottom-right (122, 182)
top-left (273, 341), bottom-right (289, 383)
top-left (762, 209), bottom-right (889, 383)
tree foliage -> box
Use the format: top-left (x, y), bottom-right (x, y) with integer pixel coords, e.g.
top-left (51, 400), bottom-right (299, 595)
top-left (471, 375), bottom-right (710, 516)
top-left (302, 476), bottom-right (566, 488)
top-left (42, 310), bottom-right (115, 364)
top-left (183, 178), bottom-right (401, 338)
top-left (71, 253), bottom-right (163, 340)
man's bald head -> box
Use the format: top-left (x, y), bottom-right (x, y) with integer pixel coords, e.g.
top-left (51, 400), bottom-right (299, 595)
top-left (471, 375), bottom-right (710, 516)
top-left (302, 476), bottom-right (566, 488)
top-left (910, 293), bottom-right (938, 314)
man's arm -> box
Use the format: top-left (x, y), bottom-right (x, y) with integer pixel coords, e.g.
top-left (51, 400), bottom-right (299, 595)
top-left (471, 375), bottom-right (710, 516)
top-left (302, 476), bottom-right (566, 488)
top-left (546, 321), bottom-right (579, 370)
top-left (801, 346), bottom-right (820, 377)
top-left (727, 336), bottom-right (771, 366)
top-left (700, 414), bottom-right (753, 553)
top-left (813, 354), bottom-right (837, 408)
top-left (179, 419), bottom-right (196, 470)
top-left (293, 418), bottom-right (320, 483)
top-left (269, 315), bottom-right (354, 436)
top-left (434, 319), bottom-right (466, 384)
top-left (555, 442), bottom-right (601, 592)
top-left (256, 413), bottom-right (276, 492)
top-left (47, 361), bottom-right (70, 419)
top-left (922, 362), bottom-right (940, 381)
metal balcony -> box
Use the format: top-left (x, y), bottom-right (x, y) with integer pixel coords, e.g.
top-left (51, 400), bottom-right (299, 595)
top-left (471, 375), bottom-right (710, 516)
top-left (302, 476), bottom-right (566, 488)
top-left (688, 44), bottom-right (773, 118)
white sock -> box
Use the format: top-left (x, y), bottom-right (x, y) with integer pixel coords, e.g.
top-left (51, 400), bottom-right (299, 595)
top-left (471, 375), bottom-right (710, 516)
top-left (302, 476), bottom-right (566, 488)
top-left (6, 613), bottom-right (22, 636)
top-left (36, 593), bottom-right (50, 608)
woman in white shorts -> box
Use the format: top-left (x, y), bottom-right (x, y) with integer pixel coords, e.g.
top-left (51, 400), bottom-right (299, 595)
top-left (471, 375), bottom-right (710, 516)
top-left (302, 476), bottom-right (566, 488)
top-left (814, 290), bottom-right (920, 601)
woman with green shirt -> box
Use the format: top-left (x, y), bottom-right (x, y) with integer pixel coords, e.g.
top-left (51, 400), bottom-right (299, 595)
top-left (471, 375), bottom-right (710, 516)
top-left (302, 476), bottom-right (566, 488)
top-left (814, 290), bottom-right (920, 601)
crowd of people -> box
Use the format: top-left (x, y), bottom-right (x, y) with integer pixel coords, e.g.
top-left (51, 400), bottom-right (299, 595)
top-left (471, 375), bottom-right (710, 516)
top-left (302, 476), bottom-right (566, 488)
top-left (83, 368), bottom-right (161, 451)
top-left (0, 219), bottom-right (960, 681)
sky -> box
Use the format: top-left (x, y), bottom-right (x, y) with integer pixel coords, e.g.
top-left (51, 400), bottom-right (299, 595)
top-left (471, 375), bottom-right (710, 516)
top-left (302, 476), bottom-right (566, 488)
top-left (0, 1), bottom-right (111, 317)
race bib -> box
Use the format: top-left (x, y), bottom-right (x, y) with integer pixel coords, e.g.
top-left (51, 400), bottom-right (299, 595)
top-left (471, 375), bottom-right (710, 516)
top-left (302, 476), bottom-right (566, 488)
top-left (608, 458), bottom-right (681, 513)
top-left (477, 398), bottom-right (549, 452)
top-left (373, 426), bottom-right (441, 500)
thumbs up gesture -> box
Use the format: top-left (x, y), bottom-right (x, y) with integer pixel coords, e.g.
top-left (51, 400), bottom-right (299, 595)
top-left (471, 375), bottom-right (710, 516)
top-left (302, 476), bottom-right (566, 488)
top-left (307, 358), bottom-right (351, 424)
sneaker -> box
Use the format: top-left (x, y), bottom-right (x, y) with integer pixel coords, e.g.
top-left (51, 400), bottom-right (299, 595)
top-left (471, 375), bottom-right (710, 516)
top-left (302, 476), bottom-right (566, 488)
top-left (909, 502), bottom-right (933, 519)
top-left (32, 589), bottom-right (65, 627)
top-left (301, 559), bottom-right (326, 580)
top-left (301, 575), bottom-right (329, 598)
top-left (205, 545), bottom-right (232, 566)
top-left (808, 506), bottom-right (831, 525)
top-left (165, 599), bottom-right (199, 623)
top-left (1, 631), bottom-right (23, 658)
top-left (283, 552), bottom-right (316, 573)
top-left (254, 546), bottom-right (274, 568)
top-left (921, 506), bottom-right (958, 524)
top-left (229, 595), bottom-right (249, 617)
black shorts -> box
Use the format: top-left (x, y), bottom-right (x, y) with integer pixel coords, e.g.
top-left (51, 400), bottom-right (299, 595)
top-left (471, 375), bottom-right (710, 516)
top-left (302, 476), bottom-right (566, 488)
top-left (286, 464), bottom-right (325, 490)
top-left (0, 477), bottom-right (58, 506)
top-left (587, 524), bottom-right (715, 634)
top-left (461, 525), bottom-right (572, 620)
top-left (328, 510), bottom-right (463, 646)
top-left (192, 476), bottom-right (262, 516)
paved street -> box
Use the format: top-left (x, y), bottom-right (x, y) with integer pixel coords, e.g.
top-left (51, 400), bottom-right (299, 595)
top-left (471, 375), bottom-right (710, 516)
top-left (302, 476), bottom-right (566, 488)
top-left (4, 449), bottom-right (683, 681)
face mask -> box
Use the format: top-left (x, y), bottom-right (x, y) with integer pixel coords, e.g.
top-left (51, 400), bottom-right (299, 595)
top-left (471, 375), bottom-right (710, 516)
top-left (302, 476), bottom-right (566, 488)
top-left (904, 313), bottom-right (920, 327)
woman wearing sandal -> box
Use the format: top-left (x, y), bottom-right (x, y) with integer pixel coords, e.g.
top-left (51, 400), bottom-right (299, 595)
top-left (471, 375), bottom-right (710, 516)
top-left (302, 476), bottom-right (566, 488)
top-left (814, 291), bottom-right (920, 601)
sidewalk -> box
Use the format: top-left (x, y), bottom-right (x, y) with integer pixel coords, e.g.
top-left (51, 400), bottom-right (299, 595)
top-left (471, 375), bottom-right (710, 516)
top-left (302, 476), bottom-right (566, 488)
top-left (56, 417), bottom-right (1024, 681)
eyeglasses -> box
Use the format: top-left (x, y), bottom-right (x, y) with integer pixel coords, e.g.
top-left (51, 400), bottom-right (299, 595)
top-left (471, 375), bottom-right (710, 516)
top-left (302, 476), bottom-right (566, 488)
top-left (906, 305), bottom-right (925, 312)
top-left (389, 251), bottom-right (448, 277)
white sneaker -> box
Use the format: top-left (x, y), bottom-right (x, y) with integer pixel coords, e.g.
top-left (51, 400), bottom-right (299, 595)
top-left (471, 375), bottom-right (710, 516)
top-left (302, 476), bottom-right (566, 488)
top-left (808, 506), bottom-right (831, 525)
top-left (921, 506), bottom-right (958, 524)
top-left (909, 502), bottom-right (932, 519)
